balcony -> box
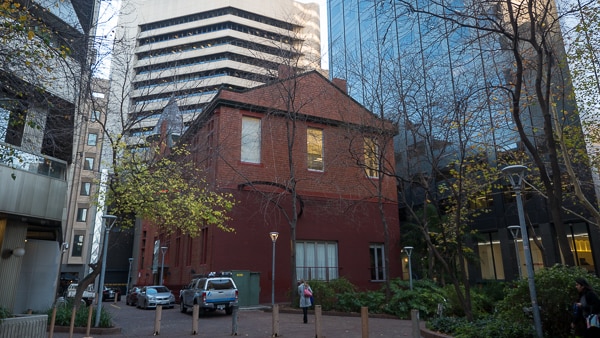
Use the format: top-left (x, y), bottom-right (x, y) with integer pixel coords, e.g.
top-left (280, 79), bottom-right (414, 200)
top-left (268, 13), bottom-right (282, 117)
top-left (0, 143), bottom-right (68, 222)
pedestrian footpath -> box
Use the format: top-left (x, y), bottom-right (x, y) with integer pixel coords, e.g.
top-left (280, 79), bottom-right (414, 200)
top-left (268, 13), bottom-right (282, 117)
top-left (48, 302), bottom-right (424, 338)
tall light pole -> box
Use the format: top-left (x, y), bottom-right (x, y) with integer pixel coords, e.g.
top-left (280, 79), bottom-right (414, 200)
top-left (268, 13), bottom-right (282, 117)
top-left (126, 257), bottom-right (133, 296)
top-left (403, 246), bottom-right (414, 290)
top-left (95, 214), bottom-right (117, 327)
top-left (507, 225), bottom-right (522, 278)
top-left (269, 232), bottom-right (279, 305)
top-left (502, 165), bottom-right (543, 338)
top-left (160, 246), bottom-right (168, 286)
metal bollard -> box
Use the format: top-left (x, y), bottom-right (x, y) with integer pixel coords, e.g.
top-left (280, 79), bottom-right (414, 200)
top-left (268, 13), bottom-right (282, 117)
top-left (361, 306), bottom-right (369, 338)
top-left (192, 304), bottom-right (199, 335)
top-left (154, 305), bottom-right (162, 335)
top-left (315, 305), bottom-right (323, 338)
top-left (231, 304), bottom-right (239, 336)
top-left (411, 309), bottom-right (420, 338)
top-left (272, 304), bottom-right (279, 337)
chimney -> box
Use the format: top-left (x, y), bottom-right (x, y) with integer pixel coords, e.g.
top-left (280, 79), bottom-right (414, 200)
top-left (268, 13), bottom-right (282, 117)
top-left (332, 78), bottom-right (347, 93)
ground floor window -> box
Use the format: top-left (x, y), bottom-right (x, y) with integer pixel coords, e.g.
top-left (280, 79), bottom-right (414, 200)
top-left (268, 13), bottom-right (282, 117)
top-left (370, 244), bottom-right (385, 281)
top-left (296, 241), bottom-right (338, 281)
top-left (568, 222), bottom-right (595, 273)
top-left (477, 232), bottom-right (505, 280)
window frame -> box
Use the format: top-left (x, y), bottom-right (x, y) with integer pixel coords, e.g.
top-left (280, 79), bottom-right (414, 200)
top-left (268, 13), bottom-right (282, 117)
top-left (71, 233), bottom-right (85, 257)
top-left (84, 157), bottom-right (94, 170)
top-left (87, 133), bottom-right (98, 146)
top-left (241, 116), bottom-right (261, 164)
top-left (364, 137), bottom-right (380, 178)
top-left (296, 240), bottom-right (338, 281)
top-left (76, 207), bottom-right (88, 222)
top-left (307, 127), bottom-right (324, 171)
top-left (370, 244), bottom-right (386, 281)
top-left (80, 182), bottom-right (92, 196)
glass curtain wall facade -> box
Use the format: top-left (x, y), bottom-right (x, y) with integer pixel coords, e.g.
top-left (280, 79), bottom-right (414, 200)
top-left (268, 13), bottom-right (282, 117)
top-left (327, 0), bottom-right (598, 281)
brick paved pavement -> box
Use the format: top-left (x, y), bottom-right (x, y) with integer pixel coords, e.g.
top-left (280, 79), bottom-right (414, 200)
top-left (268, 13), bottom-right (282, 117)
top-left (49, 301), bottom-right (423, 338)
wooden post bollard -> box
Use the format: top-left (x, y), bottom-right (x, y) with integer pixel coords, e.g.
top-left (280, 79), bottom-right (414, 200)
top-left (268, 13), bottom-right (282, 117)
top-left (84, 303), bottom-right (94, 337)
top-left (361, 306), bottom-right (369, 338)
top-left (231, 304), bottom-right (239, 335)
top-left (154, 305), bottom-right (162, 335)
top-left (411, 309), bottom-right (420, 338)
top-left (272, 304), bottom-right (279, 337)
top-left (192, 304), bottom-right (199, 335)
top-left (315, 305), bottom-right (323, 338)
top-left (49, 306), bottom-right (57, 338)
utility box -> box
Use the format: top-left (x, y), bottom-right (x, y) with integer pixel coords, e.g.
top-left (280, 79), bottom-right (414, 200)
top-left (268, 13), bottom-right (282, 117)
top-left (231, 270), bottom-right (260, 306)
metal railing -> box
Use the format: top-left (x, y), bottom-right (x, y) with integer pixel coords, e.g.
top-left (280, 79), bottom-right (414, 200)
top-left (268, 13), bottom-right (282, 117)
top-left (0, 142), bottom-right (67, 180)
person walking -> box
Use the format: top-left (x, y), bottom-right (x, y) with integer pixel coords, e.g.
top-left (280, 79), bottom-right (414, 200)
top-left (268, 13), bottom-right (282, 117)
top-left (571, 277), bottom-right (600, 338)
top-left (298, 280), bottom-right (312, 324)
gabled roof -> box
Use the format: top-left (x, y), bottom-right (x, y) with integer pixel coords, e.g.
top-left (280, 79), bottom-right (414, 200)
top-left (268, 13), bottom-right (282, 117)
top-left (184, 70), bottom-right (397, 139)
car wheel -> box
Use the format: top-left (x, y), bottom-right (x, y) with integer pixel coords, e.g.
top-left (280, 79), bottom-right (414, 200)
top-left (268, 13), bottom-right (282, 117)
top-left (180, 302), bottom-right (187, 313)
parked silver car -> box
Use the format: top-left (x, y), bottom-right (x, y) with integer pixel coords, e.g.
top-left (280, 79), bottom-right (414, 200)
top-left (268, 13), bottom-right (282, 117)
top-left (136, 285), bottom-right (175, 309)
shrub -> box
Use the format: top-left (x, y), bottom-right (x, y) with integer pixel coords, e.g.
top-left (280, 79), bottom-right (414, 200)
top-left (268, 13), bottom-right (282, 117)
top-left (497, 265), bottom-right (600, 338)
top-left (0, 307), bottom-right (11, 320)
top-left (451, 316), bottom-right (533, 338)
top-left (47, 301), bottom-right (112, 328)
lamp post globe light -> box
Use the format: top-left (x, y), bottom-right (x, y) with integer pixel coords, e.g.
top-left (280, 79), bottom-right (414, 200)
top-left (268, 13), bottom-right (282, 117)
top-left (502, 165), bottom-right (543, 338)
top-left (95, 214), bottom-right (117, 327)
top-left (160, 246), bottom-right (168, 286)
top-left (403, 246), bottom-right (414, 290)
top-left (269, 232), bottom-right (279, 306)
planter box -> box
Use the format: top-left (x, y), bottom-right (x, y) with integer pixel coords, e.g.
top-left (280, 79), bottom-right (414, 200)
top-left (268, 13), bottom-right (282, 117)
top-left (0, 314), bottom-right (48, 338)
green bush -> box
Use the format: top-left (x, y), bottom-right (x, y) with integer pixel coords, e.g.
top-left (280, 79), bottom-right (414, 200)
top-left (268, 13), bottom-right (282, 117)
top-left (47, 301), bottom-right (112, 328)
top-left (0, 307), bottom-right (11, 320)
top-left (451, 316), bottom-right (533, 338)
top-left (497, 265), bottom-right (600, 338)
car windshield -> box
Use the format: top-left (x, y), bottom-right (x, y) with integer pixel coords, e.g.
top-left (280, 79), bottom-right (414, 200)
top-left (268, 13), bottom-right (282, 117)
top-left (147, 286), bottom-right (169, 294)
top-left (208, 279), bottom-right (234, 290)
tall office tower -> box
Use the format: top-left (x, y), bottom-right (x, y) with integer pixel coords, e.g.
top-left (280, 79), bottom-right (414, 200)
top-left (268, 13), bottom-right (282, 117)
top-left (0, 0), bottom-right (99, 313)
top-left (108, 0), bottom-right (321, 141)
top-left (328, 0), bottom-right (600, 281)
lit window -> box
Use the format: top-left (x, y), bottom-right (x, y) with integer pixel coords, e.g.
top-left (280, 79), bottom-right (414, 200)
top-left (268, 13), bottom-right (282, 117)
top-left (76, 208), bottom-right (88, 222)
top-left (296, 241), bottom-right (338, 281)
top-left (307, 128), bottom-right (323, 171)
top-left (364, 138), bottom-right (379, 178)
top-left (87, 133), bottom-right (98, 146)
top-left (370, 244), bottom-right (385, 281)
top-left (241, 116), bottom-right (261, 163)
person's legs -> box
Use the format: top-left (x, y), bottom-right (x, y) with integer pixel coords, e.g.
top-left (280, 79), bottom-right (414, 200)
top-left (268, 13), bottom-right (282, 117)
top-left (303, 306), bottom-right (308, 323)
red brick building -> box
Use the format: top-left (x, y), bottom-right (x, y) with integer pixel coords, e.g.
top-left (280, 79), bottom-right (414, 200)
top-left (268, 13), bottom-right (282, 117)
top-left (134, 71), bottom-right (401, 304)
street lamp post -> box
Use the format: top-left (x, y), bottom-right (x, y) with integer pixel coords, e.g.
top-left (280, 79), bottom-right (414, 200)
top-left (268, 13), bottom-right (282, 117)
top-left (269, 232), bottom-right (279, 305)
top-left (95, 214), bottom-right (117, 327)
top-left (126, 257), bottom-right (133, 296)
top-left (502, 165), bottom-right (543, 338)
top-left (403, 246), bottom-right (414, 290)
top-left (507, 225), bottom-right (522, 278)
top-left (160, 246), bottom-right (168, 286)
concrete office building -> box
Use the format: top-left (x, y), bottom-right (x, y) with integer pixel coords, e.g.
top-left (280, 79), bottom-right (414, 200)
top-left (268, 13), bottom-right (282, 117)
top-left (108, 0), bottom-right (322, 140)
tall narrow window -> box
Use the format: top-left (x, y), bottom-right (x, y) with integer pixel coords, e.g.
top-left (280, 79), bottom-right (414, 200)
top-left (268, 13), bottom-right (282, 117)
top-left (87, 133), bottom-right (98, 146)
top-left (370, 244), bottom-right (385, 281)
top-left (307, 128), bottom-right (323, 171)
top-left (76, 208), bottom-right (88, 222)
top-left (84, 157), bottom-right (94, 170)
top-left (364, 137), bottom-right (379, 178)
top-left (80, 182), bottom-right (92, 196)
top-left (241, 116), bottom-right (261, 163)
top-left (71, 233), bottom-right (85, 257)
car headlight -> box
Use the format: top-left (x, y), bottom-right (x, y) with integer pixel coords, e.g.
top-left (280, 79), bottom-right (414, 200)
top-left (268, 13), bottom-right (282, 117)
top-left (148, 295), bottom-right (156, 300)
